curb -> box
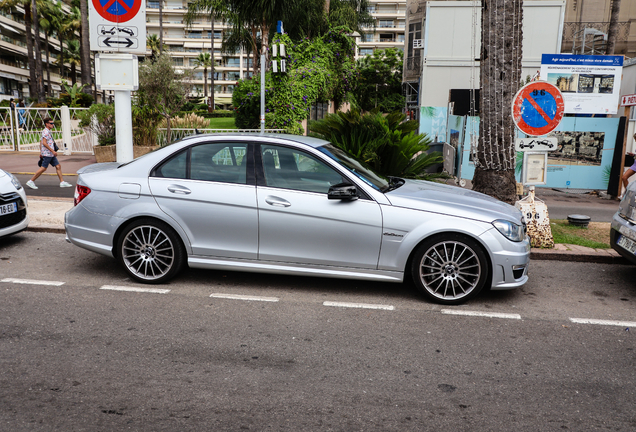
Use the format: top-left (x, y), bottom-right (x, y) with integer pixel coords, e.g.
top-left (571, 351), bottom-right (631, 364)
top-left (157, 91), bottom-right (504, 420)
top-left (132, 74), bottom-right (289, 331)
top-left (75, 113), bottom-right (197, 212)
top-left (26, 226), bottom-right (66, 234)
top-left (531, 248), bottom-right (627, 264)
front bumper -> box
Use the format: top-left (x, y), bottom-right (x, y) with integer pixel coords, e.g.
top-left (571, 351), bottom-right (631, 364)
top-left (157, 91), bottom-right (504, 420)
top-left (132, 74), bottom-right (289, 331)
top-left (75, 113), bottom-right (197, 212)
top-left (610, 213), bottom-right (636, 265)
top-left (480, 228), bottom-right (531, 290)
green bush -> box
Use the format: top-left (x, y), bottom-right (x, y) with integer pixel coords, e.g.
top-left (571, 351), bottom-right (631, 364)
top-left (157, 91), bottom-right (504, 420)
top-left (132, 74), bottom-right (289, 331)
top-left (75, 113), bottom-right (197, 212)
top-left (76, 104), bottom-right (116, 146)
top-left (310, 109), bottom-right (445, 180)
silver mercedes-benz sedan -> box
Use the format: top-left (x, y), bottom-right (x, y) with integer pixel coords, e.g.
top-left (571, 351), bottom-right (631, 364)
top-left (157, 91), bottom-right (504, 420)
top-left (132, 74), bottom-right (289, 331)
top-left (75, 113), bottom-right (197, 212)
top-left (65, 133), bottom-right (529, 304)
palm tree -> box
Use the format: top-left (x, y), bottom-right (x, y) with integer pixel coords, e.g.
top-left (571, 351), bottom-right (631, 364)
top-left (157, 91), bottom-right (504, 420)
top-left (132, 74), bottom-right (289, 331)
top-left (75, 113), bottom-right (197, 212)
top-left (61, 5), bottom-right (82, 80)
top-left (185, 0), bottom-right (228, 112)
top-left (159, 0), bottom-right (163, 53)
top-left (472, 0), bottom-right (523, 204)
top-left (39, 0), bottom-right (63, 97)
top-left (63, 39), bottom-right (82, 85)
top-left (146, 34), bottom-right (162, 61)
top-left (193, 52), bottom-right (212, 100)
top-left (607, 0), bottom-right (622, 54)
top-left (0, 0), bottom-right (37, 98)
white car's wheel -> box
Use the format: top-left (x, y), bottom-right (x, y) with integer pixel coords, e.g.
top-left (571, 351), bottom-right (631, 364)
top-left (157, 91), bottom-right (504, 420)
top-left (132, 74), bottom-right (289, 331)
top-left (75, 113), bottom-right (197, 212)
top-left (411, 234), bottom-right (488, 305)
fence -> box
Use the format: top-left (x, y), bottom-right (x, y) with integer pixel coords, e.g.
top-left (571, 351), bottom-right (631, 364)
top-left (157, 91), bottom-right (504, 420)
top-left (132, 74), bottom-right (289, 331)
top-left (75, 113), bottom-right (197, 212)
top-left (0, 106), bottom-right (94, 154)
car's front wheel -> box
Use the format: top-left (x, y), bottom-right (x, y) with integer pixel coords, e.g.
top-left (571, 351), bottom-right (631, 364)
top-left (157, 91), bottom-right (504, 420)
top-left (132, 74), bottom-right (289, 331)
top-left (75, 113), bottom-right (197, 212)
top-left (411, 234), bottom-right (488, 305)
top-left (117, 219), bottom-right (185, 284)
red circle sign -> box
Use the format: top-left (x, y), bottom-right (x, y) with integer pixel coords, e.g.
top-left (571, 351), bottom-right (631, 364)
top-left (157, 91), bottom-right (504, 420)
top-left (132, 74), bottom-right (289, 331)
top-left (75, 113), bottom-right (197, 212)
top-left (92, 0), bottom-right (141, 23)
top-left (511, 81), bottom-right (564, 136)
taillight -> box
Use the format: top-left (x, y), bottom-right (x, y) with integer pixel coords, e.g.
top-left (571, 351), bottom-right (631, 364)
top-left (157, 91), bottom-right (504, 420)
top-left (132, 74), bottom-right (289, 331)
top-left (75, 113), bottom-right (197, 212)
top-left (74, 185), bottom-right (91, 206)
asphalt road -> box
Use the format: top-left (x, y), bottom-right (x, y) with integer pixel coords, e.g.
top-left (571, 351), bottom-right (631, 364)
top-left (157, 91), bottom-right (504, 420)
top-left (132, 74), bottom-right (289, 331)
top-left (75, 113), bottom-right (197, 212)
top-left (1, 232), bottom-right (634, 431)
top-left (15, 174), bottom-right (76, 199)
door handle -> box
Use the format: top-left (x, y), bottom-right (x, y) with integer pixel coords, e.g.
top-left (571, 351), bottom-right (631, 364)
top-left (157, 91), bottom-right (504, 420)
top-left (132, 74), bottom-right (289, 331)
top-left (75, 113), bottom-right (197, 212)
top-left (167, 185), bottom-right (191, 195)
top-left (265, 196), bottom-right (291, 207)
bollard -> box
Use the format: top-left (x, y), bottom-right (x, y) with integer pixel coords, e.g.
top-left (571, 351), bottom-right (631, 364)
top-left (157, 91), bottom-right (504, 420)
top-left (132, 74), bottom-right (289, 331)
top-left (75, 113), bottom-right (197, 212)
top-left (515, 186), bottom-right (555, 248)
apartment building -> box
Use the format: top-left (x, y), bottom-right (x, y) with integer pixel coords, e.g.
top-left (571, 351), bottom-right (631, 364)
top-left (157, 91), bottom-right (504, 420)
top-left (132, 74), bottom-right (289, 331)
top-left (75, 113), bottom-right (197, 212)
top-left (145, 0), bottom-right (255, 106)
top-left (0, 8), bottom-right (67, 102)
top-left (357, 0), bottom-right (407, 57)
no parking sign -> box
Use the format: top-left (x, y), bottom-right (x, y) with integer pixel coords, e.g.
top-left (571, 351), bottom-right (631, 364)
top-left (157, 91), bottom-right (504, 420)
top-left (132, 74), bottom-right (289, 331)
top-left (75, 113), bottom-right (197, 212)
top-left (511, 81), bottom-right (564, 137)
top-left (89, 0), bottom-right (146, 52)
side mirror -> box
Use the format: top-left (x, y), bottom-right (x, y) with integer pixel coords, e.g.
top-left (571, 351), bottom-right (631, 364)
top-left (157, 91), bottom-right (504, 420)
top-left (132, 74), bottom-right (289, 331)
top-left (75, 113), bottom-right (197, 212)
top-left (328, 183), bottom-right (358, 200)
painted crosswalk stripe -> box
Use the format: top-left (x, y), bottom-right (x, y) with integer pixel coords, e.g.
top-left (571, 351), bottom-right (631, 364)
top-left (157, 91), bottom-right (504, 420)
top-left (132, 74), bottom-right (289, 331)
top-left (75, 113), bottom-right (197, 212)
top-left (100, 285), bottom-right (171, 294)
top-left (210, 293), bottom-right (279, 302)
top-left (1, 278), bottom-right (65, 286)
top-left (441, 309), bottom-right (521, 320)
top-left (323, 301), bottom-right (395, 311)
top-left (569, 318), bottom-right (636, 327)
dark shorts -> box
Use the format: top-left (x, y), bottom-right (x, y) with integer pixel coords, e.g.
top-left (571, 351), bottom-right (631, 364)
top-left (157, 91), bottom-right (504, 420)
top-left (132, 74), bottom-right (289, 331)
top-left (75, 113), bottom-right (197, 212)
top-left (41, 156), bottom-right (59, 168)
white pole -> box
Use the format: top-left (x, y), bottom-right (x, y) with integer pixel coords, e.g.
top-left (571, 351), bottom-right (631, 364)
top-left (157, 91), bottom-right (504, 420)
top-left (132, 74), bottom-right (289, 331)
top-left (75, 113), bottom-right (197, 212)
top-left (260, 53), bottom-right (265, 133)
top-left (115, 90), bottom-right (134, 163)
top-left (60, 105), bottom-right (72, 155)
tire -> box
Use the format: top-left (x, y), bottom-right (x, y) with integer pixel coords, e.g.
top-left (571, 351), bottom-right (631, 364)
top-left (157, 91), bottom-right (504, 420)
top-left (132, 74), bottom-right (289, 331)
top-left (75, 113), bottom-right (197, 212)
top-left (411, 234), bottom-right (489, 305)
top-left (117, 218), bottom-right (185, 284)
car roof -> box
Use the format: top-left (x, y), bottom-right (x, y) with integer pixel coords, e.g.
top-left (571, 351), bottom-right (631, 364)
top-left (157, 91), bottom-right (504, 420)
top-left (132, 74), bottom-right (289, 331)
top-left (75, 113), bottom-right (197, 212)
top-left (180, 133), bottom-right (329, 149)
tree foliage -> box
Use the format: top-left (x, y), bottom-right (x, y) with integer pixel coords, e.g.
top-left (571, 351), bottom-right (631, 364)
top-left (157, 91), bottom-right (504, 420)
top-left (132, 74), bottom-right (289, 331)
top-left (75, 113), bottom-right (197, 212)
top-left (352, 48), bottom-right (405, 113)
top-left (310, 109), bottom-right (445, 180)
top-left (233, 27), bottom-right (357, 133)
top-left (135, 54), bottom-right (194, 143)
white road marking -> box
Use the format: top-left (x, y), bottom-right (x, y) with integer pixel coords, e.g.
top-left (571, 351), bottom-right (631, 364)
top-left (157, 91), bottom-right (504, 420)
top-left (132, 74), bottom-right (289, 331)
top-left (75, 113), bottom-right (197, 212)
top-left (210, 293), bottom-right (279, 302)
top-left (323, 301), bottom-right (395, 311)
top-left (569, 318), bottom-right (636, 327)
top-left (441, 309), bottom-right (521, 320)
top-left (100, 285), bottom-right (171, 294)
top-left (1, 278), bottom-right (65, 286)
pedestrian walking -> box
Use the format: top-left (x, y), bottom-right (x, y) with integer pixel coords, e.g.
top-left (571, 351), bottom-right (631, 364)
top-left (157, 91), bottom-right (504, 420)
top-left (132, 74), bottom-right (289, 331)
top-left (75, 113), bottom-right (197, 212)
top-left (25, 117), bottom-right (73, 189)
top-left (17, 100), bottom-right (26, 129)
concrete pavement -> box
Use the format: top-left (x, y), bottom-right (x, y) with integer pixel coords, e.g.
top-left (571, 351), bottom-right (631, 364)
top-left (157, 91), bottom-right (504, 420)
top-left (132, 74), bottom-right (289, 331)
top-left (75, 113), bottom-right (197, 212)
top-left (1, 151), bottom-right (627, 264)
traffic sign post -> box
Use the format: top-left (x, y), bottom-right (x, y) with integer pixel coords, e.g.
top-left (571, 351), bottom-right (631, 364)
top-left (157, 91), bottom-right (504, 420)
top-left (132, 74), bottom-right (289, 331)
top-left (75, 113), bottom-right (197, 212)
top-left (89, 0), bottom-right (145, 163)
top-left (511, 82), bottom-right (563, 248)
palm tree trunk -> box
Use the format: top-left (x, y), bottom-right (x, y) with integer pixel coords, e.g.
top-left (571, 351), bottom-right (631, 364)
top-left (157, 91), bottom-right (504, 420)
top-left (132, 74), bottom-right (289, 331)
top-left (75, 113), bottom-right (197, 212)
top-left (80, 0), bottom-right (92, 90)
top-left (159, 0), bottom-right (164, 53)
top-left (45, 32), bottom-right (52, 97)
top-left (71, 64), bottom-right (77, 85)
top-left (58, 33), bottom-right (65, 80)
top-left (209, 15), bottom-right (215, 112)
top-left (24, 7), bottom-right (37, 100)
top-left (606, 0), bottom-right (621, 54)
top-left (32, 0), bottom-right (45, 103)
top-left (472, 0), bottom-right (523, 204)
top-left (204, 66), bottom-right (208, 99)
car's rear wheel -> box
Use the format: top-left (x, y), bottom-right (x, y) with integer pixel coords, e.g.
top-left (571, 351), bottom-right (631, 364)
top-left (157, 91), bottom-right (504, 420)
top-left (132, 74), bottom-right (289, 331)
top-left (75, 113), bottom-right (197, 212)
top-left (411, 234), bottom-right (488, 305)
top-left (117, 219), bottom-right (185, 284)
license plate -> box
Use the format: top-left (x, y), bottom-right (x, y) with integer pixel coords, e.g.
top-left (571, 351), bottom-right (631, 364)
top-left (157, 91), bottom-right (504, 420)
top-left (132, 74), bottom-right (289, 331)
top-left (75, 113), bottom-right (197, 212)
top-left (0, 202), bottom-right (17, 216)
top-left (617, 234), bottom-right (636, 255)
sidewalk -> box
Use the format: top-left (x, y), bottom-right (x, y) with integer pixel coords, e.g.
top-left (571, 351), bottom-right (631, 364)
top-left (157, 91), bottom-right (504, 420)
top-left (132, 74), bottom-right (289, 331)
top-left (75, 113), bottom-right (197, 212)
top-left (3, 151), bottom-right (626, 265)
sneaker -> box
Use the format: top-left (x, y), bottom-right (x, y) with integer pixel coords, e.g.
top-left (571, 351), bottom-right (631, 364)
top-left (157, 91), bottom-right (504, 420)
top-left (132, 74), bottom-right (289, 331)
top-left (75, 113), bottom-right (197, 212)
top-left (26, 180), bottom-right (38, 189)
top-left (60, 181), bottom-right (73, 188)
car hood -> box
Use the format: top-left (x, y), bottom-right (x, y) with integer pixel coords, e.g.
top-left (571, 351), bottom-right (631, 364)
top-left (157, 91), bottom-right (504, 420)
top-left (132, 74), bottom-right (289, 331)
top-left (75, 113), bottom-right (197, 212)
top-left (385, 179), bottom-right (523, 223)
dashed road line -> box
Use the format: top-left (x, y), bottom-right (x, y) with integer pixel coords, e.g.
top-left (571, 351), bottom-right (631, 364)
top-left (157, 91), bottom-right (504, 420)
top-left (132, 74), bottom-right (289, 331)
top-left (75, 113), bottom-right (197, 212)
top-left (210, 293), bottom-right (279, 302)
top-left (323, 301), bottom-right (395, 311)
top-left (441, 309), bottom-right (522, 320)
top-left (1, 278), bottom-right (65, 286)
top-left (569, 318), bottom-right (636, 327)
top-left (100, 285), bottom-right (171, 294)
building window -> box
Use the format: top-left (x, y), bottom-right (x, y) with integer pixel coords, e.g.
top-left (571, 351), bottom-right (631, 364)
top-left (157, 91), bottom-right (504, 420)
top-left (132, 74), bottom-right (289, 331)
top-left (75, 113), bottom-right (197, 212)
top-left (148, 0), bottom-right (159, 8)
top-left (408, 22), bottom-right (422, 59)
top-left (379, 20), bottom-right (394, 28)
top-left (172, 57), bottom-right (183, 66)
top-left (397, 34), bottom-right (405, 42)
top-left (379, 33), bottom-right (394, 42)
top-left (227, 72), bottom-right (240, 81)
top-left (226, 58), bottom-right (240, 67)
top-left (359, 48), bottom-right (373, 56)
top-left (188, 32), bottom-right (202, 39)
top-left (362, 33), bottom-right (374, 42)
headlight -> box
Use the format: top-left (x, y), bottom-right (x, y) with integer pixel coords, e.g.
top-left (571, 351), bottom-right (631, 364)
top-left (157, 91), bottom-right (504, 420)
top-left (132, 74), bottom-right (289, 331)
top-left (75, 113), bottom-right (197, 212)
top-left (492, 219), bottom-right (524, 242)
top-left (8, 173), bottom-right (22, 191)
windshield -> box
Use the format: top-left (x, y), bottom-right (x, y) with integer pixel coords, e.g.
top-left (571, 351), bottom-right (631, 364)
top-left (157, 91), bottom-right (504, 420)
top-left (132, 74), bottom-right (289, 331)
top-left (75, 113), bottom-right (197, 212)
top-left (317, 144), bottom-right (390, 192)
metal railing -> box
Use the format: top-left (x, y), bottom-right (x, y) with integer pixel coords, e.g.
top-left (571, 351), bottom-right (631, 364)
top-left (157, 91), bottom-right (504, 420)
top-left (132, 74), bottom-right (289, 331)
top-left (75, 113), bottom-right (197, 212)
top-left (563, 22), bottom-right (631, 42)
top-left (0, 106), bottom-right (93, 154)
